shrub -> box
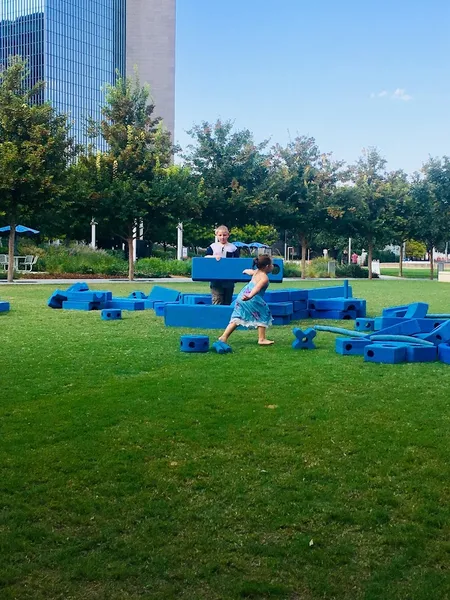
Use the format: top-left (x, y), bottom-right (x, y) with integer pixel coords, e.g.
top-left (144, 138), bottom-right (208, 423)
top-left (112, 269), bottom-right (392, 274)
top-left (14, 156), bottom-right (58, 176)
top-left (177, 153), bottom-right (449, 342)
top-left (37, 244), bottom-right (128, 275)
top-left (283, 261), bottom-right (302, 277)
top-left (134, 258), bottom-right (171, 278)
top-left (336, 264), bottom-right (378, 278)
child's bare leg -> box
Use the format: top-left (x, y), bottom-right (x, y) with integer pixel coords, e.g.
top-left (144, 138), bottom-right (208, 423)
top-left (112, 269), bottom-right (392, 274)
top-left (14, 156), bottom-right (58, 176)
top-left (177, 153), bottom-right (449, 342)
top-left (219, 322), bottom-right (238, 343)
top-left (258, 326), bottom-right (274, 345)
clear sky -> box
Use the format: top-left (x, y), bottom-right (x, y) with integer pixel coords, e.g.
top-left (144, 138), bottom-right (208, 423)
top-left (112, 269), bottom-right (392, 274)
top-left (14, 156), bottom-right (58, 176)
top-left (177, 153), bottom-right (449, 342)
top-left (175, 0), bottom-right (450, 175)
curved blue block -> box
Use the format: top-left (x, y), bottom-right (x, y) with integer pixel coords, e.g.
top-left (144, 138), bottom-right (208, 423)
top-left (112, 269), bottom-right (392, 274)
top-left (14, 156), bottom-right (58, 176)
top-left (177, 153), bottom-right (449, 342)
top-left (180, 334), bottom-right (210, 353)
top-left (314, 325), bottom-right (369, 338)
top-left (370, 334), bottom-right (435, 347)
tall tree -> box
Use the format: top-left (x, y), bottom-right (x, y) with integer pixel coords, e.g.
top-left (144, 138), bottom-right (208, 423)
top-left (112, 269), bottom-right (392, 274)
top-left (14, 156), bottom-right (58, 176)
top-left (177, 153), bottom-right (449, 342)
top-left (78, 73), bottom-right (201, 279)
top-left (183, 120), bottom-right (269, 228)
top-left (410, 157), bottom-right (450, 280)
top-left (0, 56), bottom-right (77, 281)
top-left (266, 136), bottom-right (345, 278)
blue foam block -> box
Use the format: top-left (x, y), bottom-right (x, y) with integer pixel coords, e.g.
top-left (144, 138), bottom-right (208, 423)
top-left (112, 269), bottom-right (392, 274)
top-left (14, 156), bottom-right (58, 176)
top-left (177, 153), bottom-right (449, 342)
top-left (405, 345), bottom-right (437, 363)
top-left (0, 301), bottom-right (10, 312)
top-left (372, 319), bottom-right (425, 337)
top-left (147, 285), bottom-right (181, 304)
top-left (191, 257), bottom-right (284, 283)
top-left (382, 303), bottom-right (429, 319)
top-left (308, 285), bottom-right (353, 299)
top-left (308, 298), bottom-right (364, 311)
top-left (364, 343), bottom-right (408, 364)
top-left (293, 300), bottom-right (308, 311)
top-left (292, 327), bottom-right (316, 349)
top-left (381, 304), bottom-right (411, 318)
top-left (292, 309), bottom-right (310, 320)
top-left (62, 301), bottom-right (97, 311)
top-left (335, 337), bottom-right (372, 355)
top-left (286, 289), bottom-right (309, 301)
top-left (182, 294), bottom-right (212, 305)
top-left (180, 334), bottom-right (210, 353)
top-left (267, 302), bottom-right (293, 316)
top-left (420, 320), bottom-right (450, 345)
top-left (309, 309), bottom-right (357, 320)
top-left (67, 291), bottom-right (110, 303)
top-left (48, 290), bottom-right (68, 309)
top-left (355, 318), bottom-right (375, 332)
top-left (264, 290), bottom-right (291, 303)
top-left (165, 305), bottom-right (233, 328)
top-left (154, 301), bottom-right (180, 317)
top-left (129, 291), bottom-right (147, 299)
top-left (272, 315), bottom-right (292, 326)
top-left (212, 340), bottom-right (233, 354)
top-left (438, 343), bottom-right (450, 364)
top-left (101, 309), bottom-right (122, 320)
top-left (66, 282), bottom-right (90, 293)
top-left (105, 299), bottom-right (145, 311)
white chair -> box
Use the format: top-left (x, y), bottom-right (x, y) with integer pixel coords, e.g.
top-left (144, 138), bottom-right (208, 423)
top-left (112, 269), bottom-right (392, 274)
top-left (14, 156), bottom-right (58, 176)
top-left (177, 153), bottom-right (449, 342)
top-left (22, 255), bottom-right (38, 272)
top-left (0, 254), bottom-right (8, 271)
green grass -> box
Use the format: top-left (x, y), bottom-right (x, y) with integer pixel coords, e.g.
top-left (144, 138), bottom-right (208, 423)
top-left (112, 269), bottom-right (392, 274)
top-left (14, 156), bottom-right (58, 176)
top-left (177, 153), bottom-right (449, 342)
top-left (1, 280), bottom-right (450, 599)
top-left (381, 267), bottom-right (437, 279)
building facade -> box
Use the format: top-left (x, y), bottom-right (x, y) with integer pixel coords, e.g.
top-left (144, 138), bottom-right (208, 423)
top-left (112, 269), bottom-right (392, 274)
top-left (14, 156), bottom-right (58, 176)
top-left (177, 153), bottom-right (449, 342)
top-left (0, 0), bottom-right (175, 145)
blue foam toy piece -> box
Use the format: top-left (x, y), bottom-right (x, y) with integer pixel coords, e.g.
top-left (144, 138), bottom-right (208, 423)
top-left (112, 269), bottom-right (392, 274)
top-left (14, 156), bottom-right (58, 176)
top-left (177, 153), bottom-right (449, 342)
top-left (293, 300), bottom-right (308, 311)
top-left (211, 340), bottom-right (233, 354)
top-left (343, 279), bottom-right (349, 298)
top-left (371, 319), bottom-right (424, 337)
top-left (101, 309), bottom-right (122, 320)
top-left (309, 309), bottom-right (357, 320)
top-left (181, 294), bottom-right (212, 305)
top-left (66, 291), bottom-right (110, 304)
top-left (48, 289), bottom-right (68, 308)
top-left (0, 301), bottom-right (10, 312)
top-left (264, 290), bottom-right (291, 303)
top-left (427, 313), bottom-right (450, 319)
top-left (438, 343), bottom-right (450, 364)
top-left (308, 285), bottom-right (353, 299)
top-left (286, 289), bottom-right (308, 301)
top-left (420, 320), bottom-right (450, 345)
top-left (364, 343), bottom-right (408, 364)
top-left (154, 301), bottom-right (179, 317)
top-left (381, 304), bottom-right (411, 318)
top-left (191, 257), bottom-right (284, 283)
top-left (405, 345), bottom-right (437, 363)
top-left (267, 302), bottom-right (293, 316)
top-left (180, 334), bottom-right (210, 353)
top-left (273, 315), bottom-right (292, 326)
top-left (314, 325), bottom-right (369, 338)
top-left (335, 337), bottom-right (372, 355)
top-left (105, 299), bottom-right (145, 311)
top-left (129, 291), bottom-right (147, 299)
top-left (66, 282), bottom-right (89, 293)
top-left (292, 309), bottom-right (310, 320)
top-left (370, 334), bottom-right (435, 347)
top-left (165, 305), bottom-right (233, 329)
top-left (146, 285), bottom-right (181, 306)
top-left (62, 300), bottom-right (97, 311)
top-left (382, 303), bottom-right (429, 319)
top-left (292, 327), bottom-right (316, 349)
top-left (355, 318), bottom-right (375, 332)
top-left (308, 298), bottom-right (364, 312)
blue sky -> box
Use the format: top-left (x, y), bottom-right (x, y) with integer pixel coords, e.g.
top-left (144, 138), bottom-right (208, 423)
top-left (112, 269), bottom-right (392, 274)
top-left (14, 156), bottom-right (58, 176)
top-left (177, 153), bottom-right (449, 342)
top-left (175, 0), bottom-right (450, 175)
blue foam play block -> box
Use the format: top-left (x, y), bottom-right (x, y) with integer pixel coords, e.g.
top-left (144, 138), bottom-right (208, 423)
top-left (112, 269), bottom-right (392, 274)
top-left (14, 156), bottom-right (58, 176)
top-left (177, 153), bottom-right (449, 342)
top-left (307, 285), bottom-right (353, 299)
top-left (335, 337), bottom-right (372, 355)
top-left (272, 315), bottom-right (292, 326)
top-left (66, 282), bottom-right (89, 293)
top-left (101, 309), bottom-right (122, 320)
top-left (420, 320), bottom-right (450, 345)
top-left (67, 291), bottom-right (111, 303)
top-left (0, 301), bottom-right (10, 312)
top-left (373, 319), bottom-right (425, 337)
top-left (292, 327), bottom-right (316, 349)
top-left (286, 289), bottom-right (309, 301)
top-left (62, 301), bottom-right (98, 311)
top-left (405, 345), bottom-right (437, 363)
top-left (264, 290), bottom-right (291, 303)
top-left (191, 257), bottom-right (284, 283)
top-left (438, 343), bottom-right (450, 364)
top-left (355, 318), bottom-right (375, 332)
top-left (382, 303), bottom-right (429, 319)
top-left (154, 301), bottom-right (180, 317)
top-left (267, 302), bottom-right (293, 316)
top-left (364, 343), bottom-right (408, 364)
top-left (211, 340), bottom-right (233, 354)
top-left (180, 334), bottom-right (210, 353)
top-left (308, 298), bottom-right (364, 311)
top-left (48, 290), bottom-right (68, 308)
top-left (292, 309), bottom-right (310, 320)
top-left (129, 291), bottom-right (147, 299)
top-left (309, 309), bottom-right (357, 320)
top-left (293, 300), bottom-right (308, 311)
top-left (165, 304), bottom-right (233, 328)
top-left (381, 304), bottom-right (411, 318)
top-left (105, 299), bottom-right (145, 311)
top-left (182, 294), bottom-right (212, 305)
top-left (147, 285), bottom-right (181, 304)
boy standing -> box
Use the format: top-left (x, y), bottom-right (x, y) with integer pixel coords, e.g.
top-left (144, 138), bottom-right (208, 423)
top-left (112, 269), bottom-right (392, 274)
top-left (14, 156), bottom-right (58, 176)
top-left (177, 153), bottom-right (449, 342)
top-left (205, 225), bottom-right (240, 305)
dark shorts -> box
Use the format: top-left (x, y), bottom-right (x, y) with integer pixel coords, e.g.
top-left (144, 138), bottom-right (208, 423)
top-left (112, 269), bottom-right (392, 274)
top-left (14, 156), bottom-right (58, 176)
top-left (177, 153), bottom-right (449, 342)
top-left (211, 286), bottom-right (234, 306)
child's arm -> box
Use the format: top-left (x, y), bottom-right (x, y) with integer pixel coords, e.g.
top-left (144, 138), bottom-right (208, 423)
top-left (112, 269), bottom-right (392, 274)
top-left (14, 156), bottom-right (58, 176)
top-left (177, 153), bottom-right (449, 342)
top-left (242, 274), bottom-right (268, 300)
top-left (242, 269), bottom-right (256, 276)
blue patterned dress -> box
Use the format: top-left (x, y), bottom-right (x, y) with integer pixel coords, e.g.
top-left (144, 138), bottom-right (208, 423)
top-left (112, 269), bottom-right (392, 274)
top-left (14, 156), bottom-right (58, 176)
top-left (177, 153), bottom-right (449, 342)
top-left (230, 281), bottom-right (273, 329)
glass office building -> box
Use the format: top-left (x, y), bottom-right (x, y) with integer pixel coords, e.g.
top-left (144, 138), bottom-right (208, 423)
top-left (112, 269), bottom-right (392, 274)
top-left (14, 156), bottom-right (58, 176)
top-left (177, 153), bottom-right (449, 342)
top-left (0, 0), bottom-right (126, 147)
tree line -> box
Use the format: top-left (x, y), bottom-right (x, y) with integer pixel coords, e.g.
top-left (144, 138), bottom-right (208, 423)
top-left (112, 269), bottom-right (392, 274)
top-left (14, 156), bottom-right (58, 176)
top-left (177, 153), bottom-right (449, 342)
top-left (1, 56), bottom-right (450, 282)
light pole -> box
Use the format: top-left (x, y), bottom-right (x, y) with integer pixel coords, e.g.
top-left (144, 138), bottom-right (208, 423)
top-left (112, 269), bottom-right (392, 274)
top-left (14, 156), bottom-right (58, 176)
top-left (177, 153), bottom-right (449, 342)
top-left (177, 222), bottom-right (184, 260)
top-left (90, 219), bottom-right (97, 249)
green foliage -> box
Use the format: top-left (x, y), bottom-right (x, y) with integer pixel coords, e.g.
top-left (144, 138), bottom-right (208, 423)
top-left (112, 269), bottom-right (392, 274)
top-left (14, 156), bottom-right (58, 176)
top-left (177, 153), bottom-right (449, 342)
top-left (37, 245), bottom-right (127, 275)
top-left (231, 223), bottom-right (279, 246)
top-left (305, 257), bottom-right (334, 278)
top-left (405, 239), bottom-right (427, 260)
top-left (372, 249), bottom-right (399, 262)
top-left (135, 257), bottom-right (191, 278)
top-left (336, 263), bottom-right (373, 278)
top-left (283, 261), bottom-right (302, 277)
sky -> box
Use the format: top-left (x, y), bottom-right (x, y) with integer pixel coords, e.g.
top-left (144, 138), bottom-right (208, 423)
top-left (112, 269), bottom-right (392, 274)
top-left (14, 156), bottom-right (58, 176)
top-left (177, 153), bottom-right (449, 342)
top-left (175, 0), bottom-right (450, 175)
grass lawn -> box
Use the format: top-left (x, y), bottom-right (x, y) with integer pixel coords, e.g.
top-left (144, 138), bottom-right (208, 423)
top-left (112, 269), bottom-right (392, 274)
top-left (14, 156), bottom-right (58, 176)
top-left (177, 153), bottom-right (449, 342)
top-left (381, 267), bottom-right (437, 279)
top-left (1, 279), bottom-right (450, 600)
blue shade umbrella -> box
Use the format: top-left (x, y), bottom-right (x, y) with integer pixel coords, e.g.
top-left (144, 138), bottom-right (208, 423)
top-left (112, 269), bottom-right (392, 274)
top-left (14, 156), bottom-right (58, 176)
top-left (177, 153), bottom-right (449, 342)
top-left (0, 225), bottom-right (40, 234)
top-left (248, 242), bottom-right (270, 248)
top-left (233, 241), bottom-right (250, 248)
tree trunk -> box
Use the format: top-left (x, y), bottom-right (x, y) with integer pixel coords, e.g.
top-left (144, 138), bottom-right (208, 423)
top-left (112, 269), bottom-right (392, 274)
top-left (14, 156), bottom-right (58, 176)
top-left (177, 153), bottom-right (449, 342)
top-left (7, 221), bottom-right (15, 283)
top-left (399, 244), bottom-right (404, 277)
top-left (301, 235), bottom-right (307, 279)
top-left (429, 247), bottom-right (434, 280)
top-left (128, 235), bottom-right (134, 281)
top-left (368, 241), bottom-right (373, 280)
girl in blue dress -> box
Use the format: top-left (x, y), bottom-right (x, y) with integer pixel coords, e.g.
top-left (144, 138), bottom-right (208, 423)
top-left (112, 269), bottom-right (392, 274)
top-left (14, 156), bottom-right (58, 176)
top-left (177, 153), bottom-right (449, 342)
top-left (218, 254), bottom-right (274, 346)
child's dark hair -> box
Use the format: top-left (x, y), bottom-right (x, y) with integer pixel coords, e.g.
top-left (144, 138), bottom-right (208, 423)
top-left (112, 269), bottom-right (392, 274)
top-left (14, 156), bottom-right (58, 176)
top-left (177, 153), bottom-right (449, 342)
top-left (252, 254), bottom-right (272, 270)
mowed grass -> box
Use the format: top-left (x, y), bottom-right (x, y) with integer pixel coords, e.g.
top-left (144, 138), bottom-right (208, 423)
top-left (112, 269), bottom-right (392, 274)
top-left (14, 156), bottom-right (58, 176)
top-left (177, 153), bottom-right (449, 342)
top-left (381, 267), bottom-right (437, 279)
top-left (1, 280), bottom-right (450, 600)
